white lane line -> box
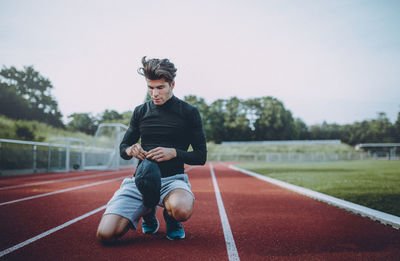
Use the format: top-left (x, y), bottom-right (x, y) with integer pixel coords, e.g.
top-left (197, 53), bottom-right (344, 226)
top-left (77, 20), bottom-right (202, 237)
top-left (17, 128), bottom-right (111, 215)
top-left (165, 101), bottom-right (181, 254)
top-left (229, 164), bottom-right (400, 230)
top-left (0, 170), bottom-right (100, 182)
top-left (184, 166), bottom-right (196, 173)
top-left (0, 170), bottom-right (131, 191)
top-left (0, 176), bottom-right (127, 206)
top-left (0, 205), bottom-right (106, 258)
top-left (209, 163), bottom-right (240, 261)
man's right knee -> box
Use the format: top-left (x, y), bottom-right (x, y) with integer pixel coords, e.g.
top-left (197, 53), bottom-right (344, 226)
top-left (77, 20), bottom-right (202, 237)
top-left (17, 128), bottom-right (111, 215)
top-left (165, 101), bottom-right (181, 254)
top-left (96, 214), bottom-right (131, 243)
top-left (96, 228), bottom-right (115, 243)
top-left (97, 226), bottom-right (121, 243)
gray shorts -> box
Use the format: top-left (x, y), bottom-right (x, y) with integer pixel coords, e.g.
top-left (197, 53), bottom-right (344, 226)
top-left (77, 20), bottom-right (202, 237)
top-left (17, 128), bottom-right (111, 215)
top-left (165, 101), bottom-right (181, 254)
top-left (104, 174), bottom-right (194, 229)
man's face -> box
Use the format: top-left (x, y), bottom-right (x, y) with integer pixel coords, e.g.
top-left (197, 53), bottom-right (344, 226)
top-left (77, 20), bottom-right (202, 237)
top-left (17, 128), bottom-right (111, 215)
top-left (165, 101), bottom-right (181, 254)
top-left (146, 78), bottom-right (174, 106)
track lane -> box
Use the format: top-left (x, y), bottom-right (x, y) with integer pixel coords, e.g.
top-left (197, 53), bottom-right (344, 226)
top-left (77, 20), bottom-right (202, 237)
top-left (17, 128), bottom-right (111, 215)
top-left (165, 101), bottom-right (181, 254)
top-left (2, 164), bottom-right (231, 260)
top-left (3, 163), bottom-right (400, 260)
top-left (212, 162), bottom-right (400, 260)
top-left (0, 174), bottom-right (129, 251)
top-left (0, 205), bottom-right (107, 258)
top-left (209, 162), bottom-right (240, 260)
top-left (0, 170), bottom-right (129, 191)
top-left (0, 170), bottom-right (102, 186)
top-left (0, 170), bottom-right (132, 203)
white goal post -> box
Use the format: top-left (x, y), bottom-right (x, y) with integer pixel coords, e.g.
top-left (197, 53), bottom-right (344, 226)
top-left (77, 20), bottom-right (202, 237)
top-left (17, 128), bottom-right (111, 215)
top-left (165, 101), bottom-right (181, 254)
top-left (84, 123), bottom-right (137, 170)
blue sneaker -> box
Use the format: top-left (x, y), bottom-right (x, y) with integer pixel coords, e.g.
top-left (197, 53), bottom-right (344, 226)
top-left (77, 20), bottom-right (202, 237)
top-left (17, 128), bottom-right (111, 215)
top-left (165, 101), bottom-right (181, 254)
top-left (163, 209), bottom-right (185, 240)
top-left (142, 207), bottom-right (159, 234)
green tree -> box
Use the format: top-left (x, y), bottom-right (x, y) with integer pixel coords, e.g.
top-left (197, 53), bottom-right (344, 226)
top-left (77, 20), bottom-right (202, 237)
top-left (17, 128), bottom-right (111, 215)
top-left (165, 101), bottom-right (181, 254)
top-left (184, 95), bottom-right (300, 143)
top-left (184, 95), bottom-right (210, 124)
top-left (246, 97), bottom-right (296, 140)
top-left (368, 112), bottom-right (395, 143)
top-left (394, 111), bottom-right (400, 142)
top-left (0, 66), bottom-right (63, 127)
top-left (67, 113), bottom-right (98, 135)
top-left (0, 82), bottom-right (31, 119)
top-left (15, 123), bottom-right (35, 141)
top-left (184, 95), bottom-right (214, 141)
top-left (100, 109), bottom-right (123, 123)
top-left (184, 95), bottom-right (209, 117)
top-left (309, 121), bottom-right (343, 140)
top-left (207, 99), bottom-right (227, 143)
top-left (121, 111), bottom-right (133, 126)
top-left (144, 92), bottom-right (151, 102)
top-left (293, 118), bottom-right (309, 140)
top-left (223, 97), bottom-right (252, 141)
top-left (338, 112), bottom-right (396, 145)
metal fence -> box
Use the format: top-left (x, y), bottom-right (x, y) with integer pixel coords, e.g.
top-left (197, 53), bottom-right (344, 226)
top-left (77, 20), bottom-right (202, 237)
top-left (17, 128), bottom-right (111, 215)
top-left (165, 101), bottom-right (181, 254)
top-left (2, 137), bottom-right (395, 175)
top-left (221, 140), bottom-right (342, 145)
top-left (0, 138), bottom-right (137, 176)
top-left (356, 143), bottom-right (400, 160)
top-left (207, 151), bottom-right (371, 162)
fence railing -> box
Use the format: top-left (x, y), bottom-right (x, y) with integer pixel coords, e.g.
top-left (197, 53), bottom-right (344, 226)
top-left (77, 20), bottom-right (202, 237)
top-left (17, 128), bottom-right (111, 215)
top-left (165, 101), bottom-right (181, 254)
top-left (207, 151), bottom-right (372, 162)
top-left (2, 138), bottom-right (396, 175)
top-left (0, 138), bottom-right (136, 176)
top-left (221, 140), bottom-right (342, 145)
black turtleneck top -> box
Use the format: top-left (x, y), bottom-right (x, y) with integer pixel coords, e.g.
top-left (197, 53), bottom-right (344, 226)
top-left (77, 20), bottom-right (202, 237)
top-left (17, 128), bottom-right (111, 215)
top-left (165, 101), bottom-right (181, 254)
top-left (120, 96), bottom-right (207, 177)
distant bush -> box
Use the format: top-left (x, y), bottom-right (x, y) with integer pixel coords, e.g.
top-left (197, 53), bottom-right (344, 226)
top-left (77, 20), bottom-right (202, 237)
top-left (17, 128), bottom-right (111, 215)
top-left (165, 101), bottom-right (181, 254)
top-left (0, 114), bottom-right (93, 142)
top-left (15, 124), bottom-right (35, 141)
top-left (0, 117), bottom-right (15, 139)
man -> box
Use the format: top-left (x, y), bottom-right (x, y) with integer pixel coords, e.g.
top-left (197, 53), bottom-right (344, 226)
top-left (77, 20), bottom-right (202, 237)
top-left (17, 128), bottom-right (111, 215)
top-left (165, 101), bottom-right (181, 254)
top-left (96, 56), bottom-right (207, 243)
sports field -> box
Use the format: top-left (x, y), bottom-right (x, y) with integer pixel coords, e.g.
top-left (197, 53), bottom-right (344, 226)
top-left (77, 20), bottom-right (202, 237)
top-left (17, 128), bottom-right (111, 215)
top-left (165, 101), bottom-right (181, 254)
top-left (1, 162), bottom-right (399, 260)
top-left (237, 160), bottom-right (400, 217)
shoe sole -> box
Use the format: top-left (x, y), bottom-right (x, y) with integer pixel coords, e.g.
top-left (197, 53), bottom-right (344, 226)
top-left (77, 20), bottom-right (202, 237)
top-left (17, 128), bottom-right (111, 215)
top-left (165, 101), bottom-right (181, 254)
top-left (166, 232), bottom-right (185, 240)
top-left (142, 218), bottom-right (160, 234)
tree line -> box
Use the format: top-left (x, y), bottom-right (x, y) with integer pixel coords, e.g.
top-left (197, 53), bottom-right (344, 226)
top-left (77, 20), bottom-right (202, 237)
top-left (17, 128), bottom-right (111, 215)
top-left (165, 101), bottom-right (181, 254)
top-left (183, 95), bottom-right (400, 145)
top-left (0, 66), bottom-right (63, 127)
top-left (0, 66), bottom-right (131, 138)
top-left (1, 66), bottom-right (399, 145)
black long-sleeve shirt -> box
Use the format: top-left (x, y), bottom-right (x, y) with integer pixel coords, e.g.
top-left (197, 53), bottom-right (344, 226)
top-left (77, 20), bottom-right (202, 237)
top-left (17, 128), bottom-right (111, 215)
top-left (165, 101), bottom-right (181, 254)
top-left (120, 96), bottom-right (207, 177)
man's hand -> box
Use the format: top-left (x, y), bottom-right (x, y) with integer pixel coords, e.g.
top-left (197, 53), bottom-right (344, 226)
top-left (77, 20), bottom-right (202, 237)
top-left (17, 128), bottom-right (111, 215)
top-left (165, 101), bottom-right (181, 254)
top-left (146, 147), bottom-right (177, 162)
top-left (126, 143), bottom-right (148, 160)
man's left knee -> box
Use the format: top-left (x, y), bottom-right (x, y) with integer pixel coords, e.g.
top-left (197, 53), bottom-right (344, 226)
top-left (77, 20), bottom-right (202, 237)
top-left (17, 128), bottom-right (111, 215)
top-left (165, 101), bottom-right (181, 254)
top-left (171, 205), bottom-right (193, 222)
top-left (164, 189), bottom-right (194, 222)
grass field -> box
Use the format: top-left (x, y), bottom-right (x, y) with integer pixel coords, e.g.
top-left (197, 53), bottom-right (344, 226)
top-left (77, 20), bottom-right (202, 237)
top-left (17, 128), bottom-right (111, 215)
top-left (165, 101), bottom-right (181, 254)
top-left (236, 160), bottom-right (400, 217)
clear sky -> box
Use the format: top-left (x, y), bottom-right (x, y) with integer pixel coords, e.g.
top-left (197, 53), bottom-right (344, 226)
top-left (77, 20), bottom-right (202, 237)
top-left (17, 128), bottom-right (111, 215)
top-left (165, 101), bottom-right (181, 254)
top-left (1, 0), bottom-right (399, 125)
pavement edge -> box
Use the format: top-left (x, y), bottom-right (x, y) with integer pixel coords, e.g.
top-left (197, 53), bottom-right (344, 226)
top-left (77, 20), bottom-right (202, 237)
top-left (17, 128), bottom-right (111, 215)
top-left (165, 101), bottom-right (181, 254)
top-left (229, 164), bottom-right (400, 230)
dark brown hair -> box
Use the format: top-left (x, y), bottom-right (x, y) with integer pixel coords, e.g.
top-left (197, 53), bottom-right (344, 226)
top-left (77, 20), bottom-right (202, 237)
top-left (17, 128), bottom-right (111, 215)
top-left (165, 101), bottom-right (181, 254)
top-left (137, 56), bottom-right (177, 84)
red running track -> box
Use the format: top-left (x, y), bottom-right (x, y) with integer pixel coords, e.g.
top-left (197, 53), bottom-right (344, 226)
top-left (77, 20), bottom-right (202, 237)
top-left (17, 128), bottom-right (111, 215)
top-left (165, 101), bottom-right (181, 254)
top-left (0, 162), bottom-right (399, 260)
